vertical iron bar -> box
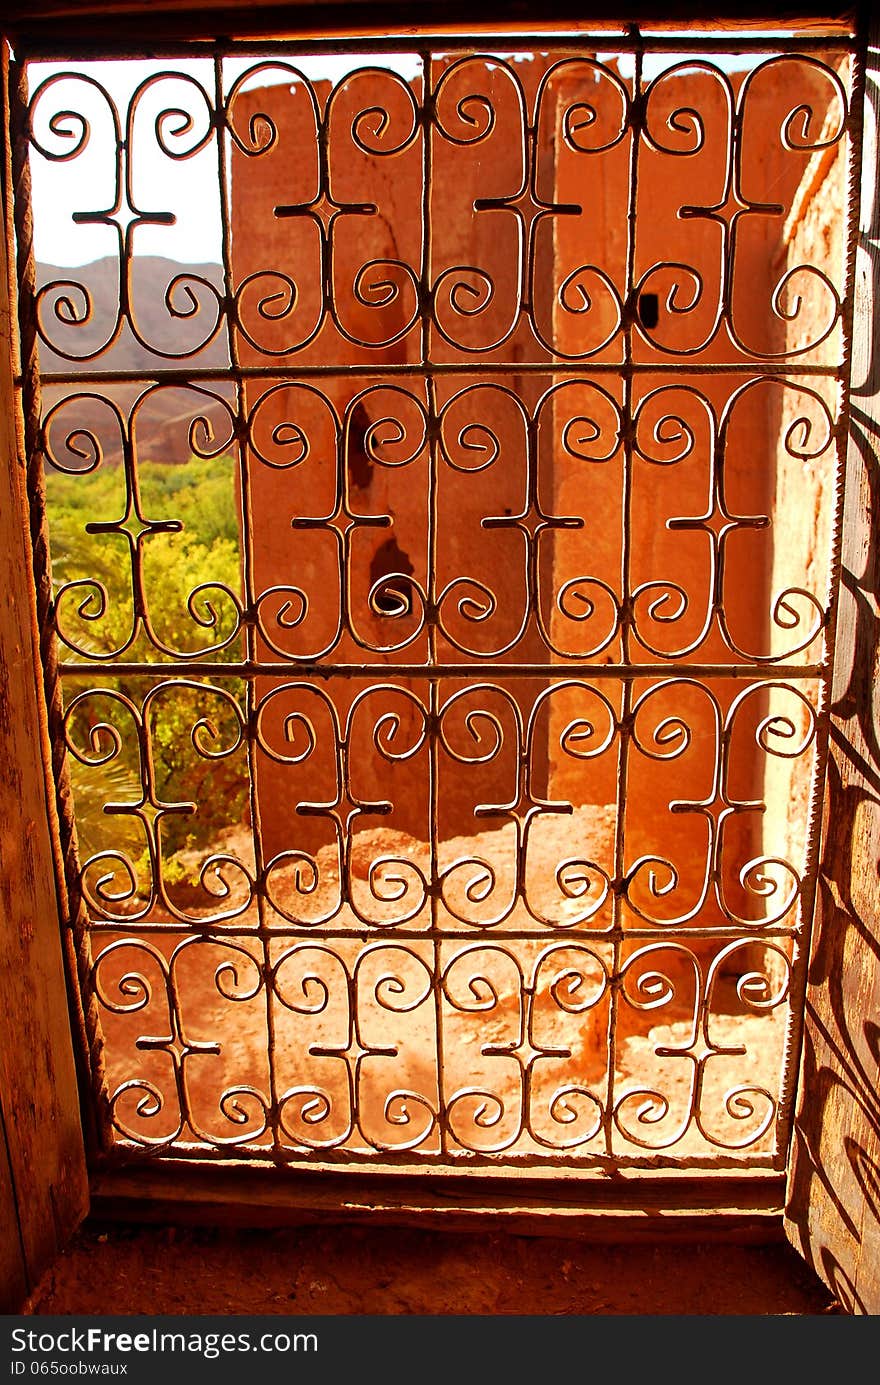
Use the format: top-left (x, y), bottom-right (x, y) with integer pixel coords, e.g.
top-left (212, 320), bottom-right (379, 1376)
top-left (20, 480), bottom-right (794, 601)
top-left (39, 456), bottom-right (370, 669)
top-left (604, 32), bottom-right (644, 1157)
top-left (214, 52), bottom-right (278, 1154)
top-left (422, 51), bottom-right (446, 1152)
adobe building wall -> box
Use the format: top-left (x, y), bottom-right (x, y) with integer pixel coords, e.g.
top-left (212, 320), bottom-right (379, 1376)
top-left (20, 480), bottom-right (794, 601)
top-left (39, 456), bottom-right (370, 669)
top-left (229, 61), bottom-right (557, 866)
top-left (229, 56), bottom-right (842, 934)
top-left (547, 58), bottom-right (842, 930)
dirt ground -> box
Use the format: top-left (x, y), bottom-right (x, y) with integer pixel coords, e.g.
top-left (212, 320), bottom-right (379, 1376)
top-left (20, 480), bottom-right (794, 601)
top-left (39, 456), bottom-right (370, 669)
top-left (24, 1220), bottom-right (839, 1316)
top-left (93, 812), bottom-right (797, 1161)
top-left (51, 818), bottom-right (836, 1319)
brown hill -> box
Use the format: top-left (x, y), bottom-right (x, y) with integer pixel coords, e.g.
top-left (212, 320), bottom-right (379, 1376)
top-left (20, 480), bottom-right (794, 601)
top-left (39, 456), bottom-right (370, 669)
top-left (36, 256), bottom-right (231, 467)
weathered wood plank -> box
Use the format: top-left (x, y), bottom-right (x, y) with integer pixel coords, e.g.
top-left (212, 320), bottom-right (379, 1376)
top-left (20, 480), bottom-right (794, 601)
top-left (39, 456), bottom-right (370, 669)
top-left (783, 15), bottom-right (880, 1316)
top-left (0, 0), bottom-right (857, 19)
top-left (0, 39), bottom-right (89, 1314)
top-left (0, 1098), bottom-right (28, 1313)
top-left (91, 1166), bottom-right (786, 1242)
top-left (0, 1), bottom-right (858, 52)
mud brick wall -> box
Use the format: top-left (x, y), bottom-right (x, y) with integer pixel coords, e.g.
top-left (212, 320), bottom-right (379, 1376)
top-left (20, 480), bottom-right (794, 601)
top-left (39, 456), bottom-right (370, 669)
top-left (229, 56), bottom-right (842, 931)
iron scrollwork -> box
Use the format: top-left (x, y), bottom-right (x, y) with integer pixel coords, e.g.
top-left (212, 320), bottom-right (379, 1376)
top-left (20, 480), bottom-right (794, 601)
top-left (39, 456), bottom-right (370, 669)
top-left (24, 35), bottom-right (854, 1169)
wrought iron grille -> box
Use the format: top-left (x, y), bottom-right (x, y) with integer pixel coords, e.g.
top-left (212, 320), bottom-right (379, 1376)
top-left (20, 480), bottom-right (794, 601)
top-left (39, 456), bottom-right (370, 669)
top-left (11, 25), bottom-right (860, 1174)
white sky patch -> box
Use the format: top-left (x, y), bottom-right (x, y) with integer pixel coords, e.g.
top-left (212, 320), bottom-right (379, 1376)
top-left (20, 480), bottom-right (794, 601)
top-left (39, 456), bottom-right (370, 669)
top-left (29, 58), bottom-right (221, 267)
top-left (601, 49), bottom-right (766, 81)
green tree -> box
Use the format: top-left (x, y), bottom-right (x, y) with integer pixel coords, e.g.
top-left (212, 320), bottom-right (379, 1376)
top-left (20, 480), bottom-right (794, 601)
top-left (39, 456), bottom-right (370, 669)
top-left (48, 452), bottom-right (250, 897)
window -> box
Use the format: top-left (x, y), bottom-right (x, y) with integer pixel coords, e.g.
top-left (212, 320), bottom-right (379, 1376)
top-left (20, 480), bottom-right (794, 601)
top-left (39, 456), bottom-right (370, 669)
top-left (2, 0), bottom-right (878, 1314)
top-left (17, 24), bottom-right (857, 1173)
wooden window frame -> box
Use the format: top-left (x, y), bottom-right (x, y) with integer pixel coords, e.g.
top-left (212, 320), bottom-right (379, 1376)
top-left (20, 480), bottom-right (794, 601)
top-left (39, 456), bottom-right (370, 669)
top-left (0, 0), bottom-right (876, 1314)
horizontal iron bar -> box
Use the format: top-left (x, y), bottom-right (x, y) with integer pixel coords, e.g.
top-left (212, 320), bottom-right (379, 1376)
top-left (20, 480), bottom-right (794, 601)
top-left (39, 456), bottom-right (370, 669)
top-left (33, 360), bottom-right (846, 386)
top-left (60, 659), bottom-right (826, 679)
top-left (96, 1141), bottom-right (783, 1175)
top-left (80, 922), bottom-right (802, 939)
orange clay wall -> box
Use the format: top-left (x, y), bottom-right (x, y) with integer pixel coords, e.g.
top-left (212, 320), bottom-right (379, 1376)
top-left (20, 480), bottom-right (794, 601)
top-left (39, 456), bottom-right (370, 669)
top-left (228, 56), bottom-right (841, 923)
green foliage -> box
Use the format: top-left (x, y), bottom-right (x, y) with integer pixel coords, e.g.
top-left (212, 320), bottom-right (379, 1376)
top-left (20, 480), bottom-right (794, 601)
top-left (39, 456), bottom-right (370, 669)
top-left (67, 751), bottom-right (145, 864)
top-left (47, 452), bottom-right (243, 659)
top-left (49, 453), bottom-right (250, 891)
